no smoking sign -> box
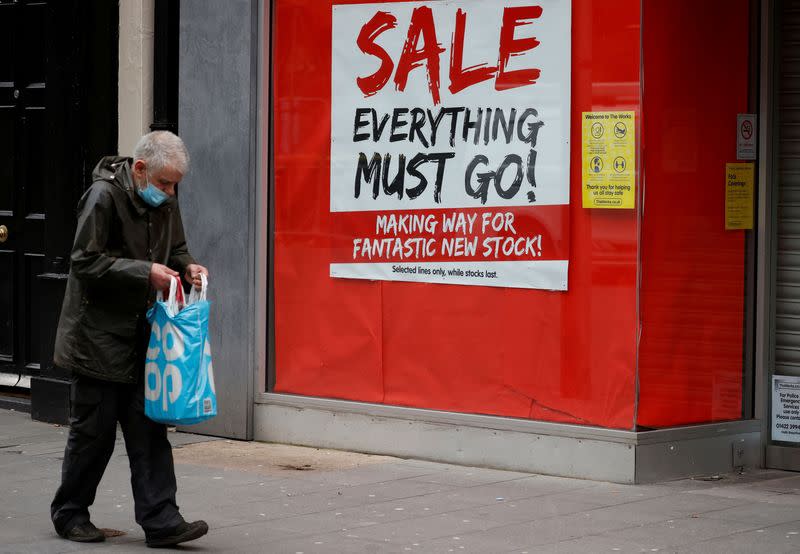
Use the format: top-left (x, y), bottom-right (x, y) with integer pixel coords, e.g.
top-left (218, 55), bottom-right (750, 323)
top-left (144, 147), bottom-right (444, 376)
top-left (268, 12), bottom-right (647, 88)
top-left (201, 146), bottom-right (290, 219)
top-left (740, 120), bottom-right (753, 140)
top-left (737, 113), bottom-right (757, 160)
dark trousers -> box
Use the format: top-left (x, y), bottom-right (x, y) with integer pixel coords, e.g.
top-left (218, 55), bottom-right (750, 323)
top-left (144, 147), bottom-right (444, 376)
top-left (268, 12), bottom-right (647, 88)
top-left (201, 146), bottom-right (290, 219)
top-left (51, 374), bottom-right (183, 535)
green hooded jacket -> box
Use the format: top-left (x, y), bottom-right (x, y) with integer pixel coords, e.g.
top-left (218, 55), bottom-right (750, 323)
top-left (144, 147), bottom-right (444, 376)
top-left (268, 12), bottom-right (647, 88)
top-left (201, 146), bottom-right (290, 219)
top-left (54, 156), bottom-right (196, 383)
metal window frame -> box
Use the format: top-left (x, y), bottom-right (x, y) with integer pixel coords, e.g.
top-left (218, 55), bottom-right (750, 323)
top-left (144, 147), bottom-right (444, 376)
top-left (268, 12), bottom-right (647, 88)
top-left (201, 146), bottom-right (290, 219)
top-left (756, 0), bottom-right (778, 458)
top-left (256, 0), bottom-right (271, 398)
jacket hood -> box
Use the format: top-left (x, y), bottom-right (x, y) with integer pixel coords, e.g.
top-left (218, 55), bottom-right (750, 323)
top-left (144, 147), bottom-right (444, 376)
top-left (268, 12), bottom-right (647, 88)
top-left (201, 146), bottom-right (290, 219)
top-left (92, 156), bottom-right (134, 192)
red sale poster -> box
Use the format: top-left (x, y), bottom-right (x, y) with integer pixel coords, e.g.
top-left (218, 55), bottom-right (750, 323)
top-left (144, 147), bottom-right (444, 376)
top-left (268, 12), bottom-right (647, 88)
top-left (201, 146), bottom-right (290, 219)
top-left (329, 1), bottom-right (571, 290)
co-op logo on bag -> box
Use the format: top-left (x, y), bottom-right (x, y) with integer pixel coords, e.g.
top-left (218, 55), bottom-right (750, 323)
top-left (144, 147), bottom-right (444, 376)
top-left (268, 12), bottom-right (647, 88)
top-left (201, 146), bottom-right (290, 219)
top-left (145, 321), bottom-right (215, 411)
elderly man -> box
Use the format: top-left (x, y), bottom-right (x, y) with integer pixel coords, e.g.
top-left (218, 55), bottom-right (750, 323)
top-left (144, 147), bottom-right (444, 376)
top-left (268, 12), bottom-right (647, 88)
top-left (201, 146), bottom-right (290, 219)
top-left (50, 131), bottom-right (209, 547)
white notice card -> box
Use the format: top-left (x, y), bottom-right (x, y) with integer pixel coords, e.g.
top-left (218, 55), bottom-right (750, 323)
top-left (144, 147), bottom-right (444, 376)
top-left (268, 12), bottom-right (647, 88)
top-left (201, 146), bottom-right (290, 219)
top-left (772, 375), bottom-right (800, 442)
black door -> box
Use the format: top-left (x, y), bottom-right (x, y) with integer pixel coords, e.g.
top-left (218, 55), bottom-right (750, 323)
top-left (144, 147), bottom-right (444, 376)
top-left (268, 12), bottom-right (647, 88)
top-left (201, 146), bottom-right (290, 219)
top-left (0, 0), bottom-right (118, 420)
top-left (0, 0), bottom-right (49, 386)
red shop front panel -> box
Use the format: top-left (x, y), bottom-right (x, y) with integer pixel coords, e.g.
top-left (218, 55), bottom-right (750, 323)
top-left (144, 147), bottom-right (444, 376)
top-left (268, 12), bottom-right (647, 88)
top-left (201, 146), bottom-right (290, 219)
top-left (273, 0), bottom-right (641, 429)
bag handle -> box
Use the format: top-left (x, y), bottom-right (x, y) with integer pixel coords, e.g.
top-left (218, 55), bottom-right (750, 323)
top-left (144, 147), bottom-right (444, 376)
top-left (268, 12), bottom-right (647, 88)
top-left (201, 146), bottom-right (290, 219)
top-left (156, 275), bottom-right (184, 316)
top-left (187, 273), bottom-right (208, 305)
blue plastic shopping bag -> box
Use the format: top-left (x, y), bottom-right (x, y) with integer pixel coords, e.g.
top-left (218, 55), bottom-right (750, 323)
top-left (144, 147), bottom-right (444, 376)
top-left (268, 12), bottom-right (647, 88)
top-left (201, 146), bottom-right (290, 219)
top-left (144, 275), bottom-right (217, 425)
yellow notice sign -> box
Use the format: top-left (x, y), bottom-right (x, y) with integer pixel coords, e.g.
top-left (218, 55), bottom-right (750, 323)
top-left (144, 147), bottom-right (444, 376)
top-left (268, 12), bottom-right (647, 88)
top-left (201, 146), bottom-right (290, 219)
top-left (582, 112), bottom-right (636, 209)
top-left (725, 163), bottom-right (755, 230)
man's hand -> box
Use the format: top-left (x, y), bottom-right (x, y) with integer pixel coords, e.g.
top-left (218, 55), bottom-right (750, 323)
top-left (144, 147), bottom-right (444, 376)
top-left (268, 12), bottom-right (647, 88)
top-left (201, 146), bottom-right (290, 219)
top-left (149, 263), bottom-right (180, 290)
top-left (185, 264), bottom-right (209, 289)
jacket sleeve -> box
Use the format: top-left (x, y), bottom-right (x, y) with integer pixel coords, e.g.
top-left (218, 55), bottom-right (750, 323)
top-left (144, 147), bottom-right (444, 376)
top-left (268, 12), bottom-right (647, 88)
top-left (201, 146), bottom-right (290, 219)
top-left (168, 203), bottom-right (197, 278)
top-left (70, 183), bottom-right (152, 292)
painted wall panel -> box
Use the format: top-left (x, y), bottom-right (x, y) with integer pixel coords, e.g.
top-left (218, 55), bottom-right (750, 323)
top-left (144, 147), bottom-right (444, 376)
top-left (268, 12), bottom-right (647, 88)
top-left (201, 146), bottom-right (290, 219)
top-left (179, 0), bottom-right (256, 439)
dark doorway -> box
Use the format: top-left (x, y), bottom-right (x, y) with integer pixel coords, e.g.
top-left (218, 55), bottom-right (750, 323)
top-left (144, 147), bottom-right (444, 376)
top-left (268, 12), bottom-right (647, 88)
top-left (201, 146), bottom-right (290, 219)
top-left (0, 0), bottom-right (118, 422)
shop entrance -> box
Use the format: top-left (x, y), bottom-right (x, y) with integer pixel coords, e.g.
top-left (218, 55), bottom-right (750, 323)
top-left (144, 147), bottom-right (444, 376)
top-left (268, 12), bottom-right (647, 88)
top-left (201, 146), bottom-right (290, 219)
top-left (767, 0), bottom-right (800, 471)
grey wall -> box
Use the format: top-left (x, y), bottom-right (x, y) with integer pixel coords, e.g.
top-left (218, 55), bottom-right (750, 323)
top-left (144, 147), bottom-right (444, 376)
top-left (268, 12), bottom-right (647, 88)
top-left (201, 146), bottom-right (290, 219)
top-left (179, 0), bottom-right (258, 439)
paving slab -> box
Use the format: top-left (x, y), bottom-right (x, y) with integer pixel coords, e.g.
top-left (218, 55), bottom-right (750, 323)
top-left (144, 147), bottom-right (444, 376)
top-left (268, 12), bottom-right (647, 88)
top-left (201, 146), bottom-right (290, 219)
top-left (406, 466), bottom-right (538, 488)
top-left (595, 515), bottom-right (762, 550)
top-left (258, 531), bottom-right (402, 554)
top-left (509, 535), bottom-right (675, 554)
top-left (340, 510), bottom-right (509, 545)
top-left (448, 494), bottom-right (610, 524)
top-left (598, 491), bottom-right (751, 518)
top-left (674, 520), bottom-right (800, 554)
top-left (534, 483), bottom-right (673, 508)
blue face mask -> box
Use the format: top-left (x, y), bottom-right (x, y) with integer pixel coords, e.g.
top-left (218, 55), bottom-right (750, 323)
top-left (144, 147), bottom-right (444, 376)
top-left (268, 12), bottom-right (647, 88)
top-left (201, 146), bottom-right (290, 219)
top-left (137, 181), bottom-right (169, 208)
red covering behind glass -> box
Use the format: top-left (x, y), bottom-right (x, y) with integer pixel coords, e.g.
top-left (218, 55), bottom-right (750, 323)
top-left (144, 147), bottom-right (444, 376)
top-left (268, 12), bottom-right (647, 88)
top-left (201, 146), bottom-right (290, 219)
top-left (637, 0), bottom-right (750, 426)
top-left (273, 0), bottom-right (640, 429)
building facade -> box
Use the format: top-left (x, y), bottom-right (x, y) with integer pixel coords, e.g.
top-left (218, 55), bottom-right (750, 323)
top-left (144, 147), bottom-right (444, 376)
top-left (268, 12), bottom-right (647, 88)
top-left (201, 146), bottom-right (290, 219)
top-left (4, 0), bottom-right (800, 482)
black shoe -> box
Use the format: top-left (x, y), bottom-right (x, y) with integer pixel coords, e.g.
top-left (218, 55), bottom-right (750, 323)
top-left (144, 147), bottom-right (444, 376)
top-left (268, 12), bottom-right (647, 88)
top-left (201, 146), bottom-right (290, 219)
top-left (146, 520), bottom-right (209, 548)
top-left (62, 521), bottom-right (106, 543)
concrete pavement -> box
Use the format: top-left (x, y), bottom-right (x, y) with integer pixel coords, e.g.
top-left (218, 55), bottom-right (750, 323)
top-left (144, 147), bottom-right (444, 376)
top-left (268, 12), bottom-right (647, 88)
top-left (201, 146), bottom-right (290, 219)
top-left (2, 408), bottom-right (800, 553)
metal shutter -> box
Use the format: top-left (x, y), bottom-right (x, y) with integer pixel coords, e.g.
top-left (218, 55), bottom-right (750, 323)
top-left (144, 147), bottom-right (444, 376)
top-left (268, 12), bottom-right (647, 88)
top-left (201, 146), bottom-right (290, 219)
top-left (775, 0), bottom-right (800, 375)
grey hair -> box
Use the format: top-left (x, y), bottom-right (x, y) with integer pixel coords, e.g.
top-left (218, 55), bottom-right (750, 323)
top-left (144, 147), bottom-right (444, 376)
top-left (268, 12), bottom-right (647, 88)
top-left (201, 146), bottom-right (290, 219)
top-left (133, 131), bottom-right (190, 175)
